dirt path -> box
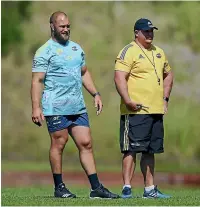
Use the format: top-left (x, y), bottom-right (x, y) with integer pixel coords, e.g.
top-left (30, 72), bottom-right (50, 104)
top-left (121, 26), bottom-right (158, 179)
top-left (2, 172), bottom-right (200, 187)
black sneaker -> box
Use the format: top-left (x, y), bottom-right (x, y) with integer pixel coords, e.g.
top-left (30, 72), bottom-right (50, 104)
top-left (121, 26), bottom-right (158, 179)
top-left (90, 184), bottom-right (120, 199)
top-left (54, 183), bottom-right (76, 198)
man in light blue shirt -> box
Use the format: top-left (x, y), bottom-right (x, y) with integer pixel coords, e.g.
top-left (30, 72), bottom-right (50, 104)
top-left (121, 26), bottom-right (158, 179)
top-left (32, 38), bottom-right (87, 115)
top-left (31, 11), bottom-right (119, 199)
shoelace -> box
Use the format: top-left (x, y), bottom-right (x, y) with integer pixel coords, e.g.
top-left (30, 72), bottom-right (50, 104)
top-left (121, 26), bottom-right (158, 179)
top-left (101, 186), bottom-right (109, 192)
top-left (101, 185), bottom-right (111, 195)
top-left (154, 187), bottom-right (162, 195)
top-left (59, 185), bottom-right (70, 192)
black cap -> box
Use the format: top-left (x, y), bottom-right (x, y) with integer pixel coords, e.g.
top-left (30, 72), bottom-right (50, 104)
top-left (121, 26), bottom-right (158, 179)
top-left (134, 18), bottom-right (158, 31)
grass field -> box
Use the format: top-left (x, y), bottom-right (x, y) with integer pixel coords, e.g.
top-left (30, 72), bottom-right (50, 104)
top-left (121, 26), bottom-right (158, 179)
top-left (2, 160), bottom-right (200, 174)
top-left (2, 185), bottom-right (200, 206)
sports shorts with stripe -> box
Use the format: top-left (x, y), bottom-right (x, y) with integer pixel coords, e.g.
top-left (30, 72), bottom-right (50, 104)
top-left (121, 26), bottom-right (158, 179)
top-left (120, 114), bottom-right (164, 154)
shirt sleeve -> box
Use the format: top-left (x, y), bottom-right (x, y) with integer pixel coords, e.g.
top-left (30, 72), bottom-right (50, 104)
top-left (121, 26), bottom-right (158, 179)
top-left (115, 45), bottom-right (133, 73)
top-left (80, 50), bottom-right (86, 67)
top-left (32, 48), bottom-right (49, 73)
top-left (163, 52), bottom-right (171, 74)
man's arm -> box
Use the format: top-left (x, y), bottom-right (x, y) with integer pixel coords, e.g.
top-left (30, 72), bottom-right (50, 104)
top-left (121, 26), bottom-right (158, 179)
top-left (81, 65), bottom-right (98, 96)
top-left (31, 72), bottom-right (45, 125)
top-left (81, 65), bottom-right (103, 115)
top-left (114, 71), bottom-right (131, 104)
top-left (163, 70), bottom-right (174, 113)
top-left (163, 70), bottom-right (173, 98)
top-left (114, 70), bottom-right (141, 111)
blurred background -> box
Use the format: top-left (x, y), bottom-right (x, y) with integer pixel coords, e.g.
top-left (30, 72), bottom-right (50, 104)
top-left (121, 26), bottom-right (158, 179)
top-left (2, 1), bottom-right (200, 187)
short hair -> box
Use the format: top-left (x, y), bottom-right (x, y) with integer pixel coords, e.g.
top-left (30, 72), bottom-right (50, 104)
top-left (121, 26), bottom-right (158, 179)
top-left (49, 11), bottom-right (67, 24)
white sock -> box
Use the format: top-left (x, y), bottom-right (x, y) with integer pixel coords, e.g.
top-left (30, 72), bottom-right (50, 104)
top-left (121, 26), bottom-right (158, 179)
top-left (145, 185), bottom-right (154, 192)
top-left (123, 184), bottom-right (131, 189)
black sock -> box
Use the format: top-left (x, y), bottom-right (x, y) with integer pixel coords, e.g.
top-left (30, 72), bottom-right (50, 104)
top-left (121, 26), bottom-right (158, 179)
top-left (53, 174), bottom-right (63, 188)
top-left (88, 173), bottom-right (100, 190)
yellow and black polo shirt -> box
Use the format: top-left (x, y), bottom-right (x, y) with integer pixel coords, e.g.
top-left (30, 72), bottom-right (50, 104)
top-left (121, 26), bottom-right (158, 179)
top-left (115, 41), bottom-right (171, 115)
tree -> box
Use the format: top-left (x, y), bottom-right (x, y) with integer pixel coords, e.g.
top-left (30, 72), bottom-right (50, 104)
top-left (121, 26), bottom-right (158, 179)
top-left (1, 1), bottom-right (31, 56)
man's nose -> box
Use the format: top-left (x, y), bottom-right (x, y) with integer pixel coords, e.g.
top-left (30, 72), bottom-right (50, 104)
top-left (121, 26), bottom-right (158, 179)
top-left (147, 32), bottom-right (153, 37)
top-left (64, 26), bottom-right (69, 32)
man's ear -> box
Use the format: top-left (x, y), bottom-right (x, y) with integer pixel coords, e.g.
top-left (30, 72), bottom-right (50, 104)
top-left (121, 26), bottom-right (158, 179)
top-left (135, 30), bottom-right (139, 37)
top-left (50, 23), bottom-right (54, 31)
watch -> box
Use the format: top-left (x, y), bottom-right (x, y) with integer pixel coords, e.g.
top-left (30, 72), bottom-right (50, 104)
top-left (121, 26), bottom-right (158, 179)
top-left (92, 92), bottom-right (101, 97)
top-left (163, 97), bottom-right (169, 102)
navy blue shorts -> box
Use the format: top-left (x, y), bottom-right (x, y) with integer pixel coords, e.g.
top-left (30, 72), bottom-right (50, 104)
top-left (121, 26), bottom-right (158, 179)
top-left (120, 114), bottom-right (164, 154)
top-left (45, 113), bottom-right (90, 133)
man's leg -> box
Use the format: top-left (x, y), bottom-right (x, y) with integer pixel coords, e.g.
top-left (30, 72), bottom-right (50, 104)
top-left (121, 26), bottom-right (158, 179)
top-left (46, 115), bottom-right (76, 198)
top-left (49, 128), bottom-right (69, 186)
top-left (140, 153), bottom-right (154, 187)
top-left (122, 152), bottom-right (136, 185)
top-left (69, 125), bottom-right (119, 198)
top-left (141, 114), bottom-right (161, 189)
top-left (69, 125), bottom-right (96, 176)
top-left (121, 152), bottom-right (136, 198)
top-left (120, 114), bottom-right (153, 198)
top-left (142, 115), bottom-right (170, 198)
top-left (120, 115), bottom-right (135, 198)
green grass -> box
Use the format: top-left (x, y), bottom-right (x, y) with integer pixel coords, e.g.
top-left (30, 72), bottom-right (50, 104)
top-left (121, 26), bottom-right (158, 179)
top-left (2, 185), bottom-right (200, 206)
top-left (2, 160), bottom-right (200, 174)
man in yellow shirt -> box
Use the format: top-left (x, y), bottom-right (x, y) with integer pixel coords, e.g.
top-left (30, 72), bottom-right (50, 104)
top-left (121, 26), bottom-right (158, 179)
top-left (114, 18), bottom-right (173, 198)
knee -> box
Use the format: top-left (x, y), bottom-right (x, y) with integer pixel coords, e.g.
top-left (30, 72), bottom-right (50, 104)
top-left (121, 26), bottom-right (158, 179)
top-left (51, 133), bottom-right (68, 151)
top-left (79, 139), bottom-right (92, 151)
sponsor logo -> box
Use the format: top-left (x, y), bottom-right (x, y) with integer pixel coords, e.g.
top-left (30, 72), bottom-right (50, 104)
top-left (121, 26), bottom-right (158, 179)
top-left (32, 59), bottom-right (38, 68)
top-left (53, 121), bottom-right (61, 125)
top-left (156, 53), bottom-right (162, 58)
top-left (72, 46), bottom-right (78, 51)
top-left (53, 116), bottom-right (60, 121)
top-left (62, 193), bottom-right (72, 198)
top-left (56, 48), bottom-right (63, 55)
top-left (131, 142), bottom-right (141, 147)
top-left (139, 54), bottom-right (145, 59)
top-left (65, 56), bottom-right (73, 60)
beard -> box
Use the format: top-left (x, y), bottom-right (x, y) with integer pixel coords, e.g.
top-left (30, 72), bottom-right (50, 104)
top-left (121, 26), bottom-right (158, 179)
top-left (54, 30), bottom-right (70, 45)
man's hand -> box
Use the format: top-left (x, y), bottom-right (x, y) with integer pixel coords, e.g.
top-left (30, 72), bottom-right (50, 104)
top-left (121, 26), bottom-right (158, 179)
top-left (164, 100), bottom-right (168, 114)
top-left (94, 95), bottom-right (103, 115)
top-left (125, 100), bottom-right (143, 111)
top-left (32, 107), bottom-right (45, 126)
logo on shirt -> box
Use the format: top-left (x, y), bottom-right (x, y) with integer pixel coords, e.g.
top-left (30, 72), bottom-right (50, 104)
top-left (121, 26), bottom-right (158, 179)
top-left (72, 46), bottom-right (78, 51)
top-left (32, 59), bottom-right (38, 68)
top-left (65, 56), bottom-right (73, 60)
top-left (139, 54), bottom-right (145, 59)
top-left (56, 48), bottom-right (63, 55)
top-left (156, 53), bottom-right (162, 58)
top-left (81, 52), bottom-right (85, 61)
top-left (163, 62), bottom-right (169, 72)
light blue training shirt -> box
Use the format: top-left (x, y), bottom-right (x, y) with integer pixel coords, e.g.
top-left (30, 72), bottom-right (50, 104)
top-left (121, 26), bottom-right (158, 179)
top-left (32, 38), bottom-right (87, 116)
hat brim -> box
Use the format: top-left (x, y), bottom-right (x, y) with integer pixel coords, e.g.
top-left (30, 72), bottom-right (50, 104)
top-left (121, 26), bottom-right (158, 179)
top-left (141, 26), bottom-right (158, 31)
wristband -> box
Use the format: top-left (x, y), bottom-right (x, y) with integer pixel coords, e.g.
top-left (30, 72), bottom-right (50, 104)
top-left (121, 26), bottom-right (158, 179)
top-left (163, 97), bottom-right (169, 102)
top-left (93, 92), bottom-right (100, 97)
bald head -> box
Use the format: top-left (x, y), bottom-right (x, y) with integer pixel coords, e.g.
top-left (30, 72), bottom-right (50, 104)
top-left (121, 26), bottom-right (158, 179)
top-left (49, 11), bottom-right (68, 24)
top-left (50, 11), bottom-right (71, 45)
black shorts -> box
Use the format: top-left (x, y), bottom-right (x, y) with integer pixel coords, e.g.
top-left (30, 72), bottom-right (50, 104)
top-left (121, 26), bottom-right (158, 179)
top-left (120, 114), bottom-right (164, 154)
